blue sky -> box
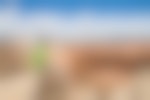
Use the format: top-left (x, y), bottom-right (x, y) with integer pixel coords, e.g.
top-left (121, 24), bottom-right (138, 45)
top-left (0, 0), bottom-right (150, 13)
top-left (0, 0), bottom-right (150, 41)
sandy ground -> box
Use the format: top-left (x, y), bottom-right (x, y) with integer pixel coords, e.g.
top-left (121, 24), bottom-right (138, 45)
top-left (0, 70), bottom-right (39, 100)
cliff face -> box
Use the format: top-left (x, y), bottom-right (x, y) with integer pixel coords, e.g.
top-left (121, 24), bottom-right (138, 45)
top-left (50, 42), bottom-right (150, 100)
top-left (0, 40), bottom-right (31, 76)
top-left (52, 42), bottom-right (150, 80)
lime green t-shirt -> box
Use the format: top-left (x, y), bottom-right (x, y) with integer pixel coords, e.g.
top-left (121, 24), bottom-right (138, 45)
top-left (31, 44), bottom-right (47, 71)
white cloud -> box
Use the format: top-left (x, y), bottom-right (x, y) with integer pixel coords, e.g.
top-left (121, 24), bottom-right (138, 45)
top-left (0, 8), bottom-right (150, 42)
